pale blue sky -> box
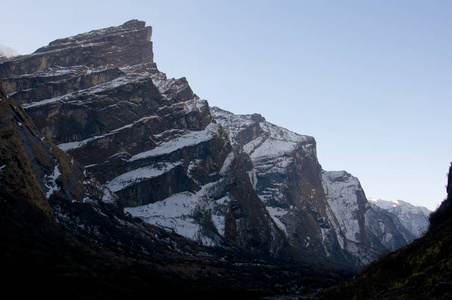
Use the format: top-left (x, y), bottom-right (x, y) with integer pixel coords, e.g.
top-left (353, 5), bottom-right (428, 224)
top-left (3, 1), bottom-right (451, 210)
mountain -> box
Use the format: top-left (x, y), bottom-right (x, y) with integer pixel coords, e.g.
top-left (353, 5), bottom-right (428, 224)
top-left (1, 80), bottom-right (353, 299)
top-left (0, 80), bottom-right (114, 213)
top-left (0, 19), bottom-right (437, 294)
top-left (316, 164), bottom-right (452, 300)
top-left (211, 107), bottom-right (427, 266)
top-left (1, 20), bottom-right (292, 259)
top-left (0, 44), bottom-right (19, 61)
top-left (368, 197), bottom-right (431, 239)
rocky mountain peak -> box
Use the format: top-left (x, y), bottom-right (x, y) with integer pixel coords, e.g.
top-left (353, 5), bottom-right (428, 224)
top-left (367, 197), bottom-right (430, 238)
top-left (36, 19), bottom-right (151, 54)
top-left (323, 170), bottom-right (354, 182)
top-left (247, 113), bottom-right (266, 123)
top-left (0, 20), bottom-right (154, 79)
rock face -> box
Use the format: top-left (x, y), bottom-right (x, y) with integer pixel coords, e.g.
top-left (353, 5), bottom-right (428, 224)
top-left (0, 20), bottom-right (429, 269)
top-left (0, 81), bottom-right (114, 215)
top-left (1, 20), bottom-right (288, 259)
top-left (0, 82), bottom-right (355, 298)
top-left (212, 108), bottom-right (423, 266)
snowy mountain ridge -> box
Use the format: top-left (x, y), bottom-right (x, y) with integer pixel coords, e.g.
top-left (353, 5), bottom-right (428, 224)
top-left (367, 197), bottom-right (431, 238)
top-left (367, 197), bottom-right (430, 213)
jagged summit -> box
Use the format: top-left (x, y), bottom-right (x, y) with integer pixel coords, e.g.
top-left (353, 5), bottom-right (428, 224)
top-left (35, 20), bottom-right (152, 55)
top-left (0, 20), bottom-right (154, 79)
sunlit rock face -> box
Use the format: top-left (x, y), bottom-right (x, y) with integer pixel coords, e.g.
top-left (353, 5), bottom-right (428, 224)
top-left (0, 20), bottom-right (428, 268)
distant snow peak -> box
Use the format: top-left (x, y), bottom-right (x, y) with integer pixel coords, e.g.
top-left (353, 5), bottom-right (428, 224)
top-left (367, 197), bottom-right (430, 214)
top-left (367, 197), bottom-right (399, 209)
top-left (0, 44), bottom-right (20, 59)
top-left (367, 197), bottom-right (431, 238)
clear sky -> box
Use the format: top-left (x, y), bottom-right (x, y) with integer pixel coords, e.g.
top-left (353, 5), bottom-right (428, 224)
top-left (2, 1), bottom-right (451, 210)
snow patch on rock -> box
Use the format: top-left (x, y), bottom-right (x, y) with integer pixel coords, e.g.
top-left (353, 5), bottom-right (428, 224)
top-left (44, 164), bottom-right (61, 198)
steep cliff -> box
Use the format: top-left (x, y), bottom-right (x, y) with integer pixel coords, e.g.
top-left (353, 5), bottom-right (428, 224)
top-left (212, 107), bottom-right (424, 267)
top-left (0, 81), bottom-right (114, 213)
